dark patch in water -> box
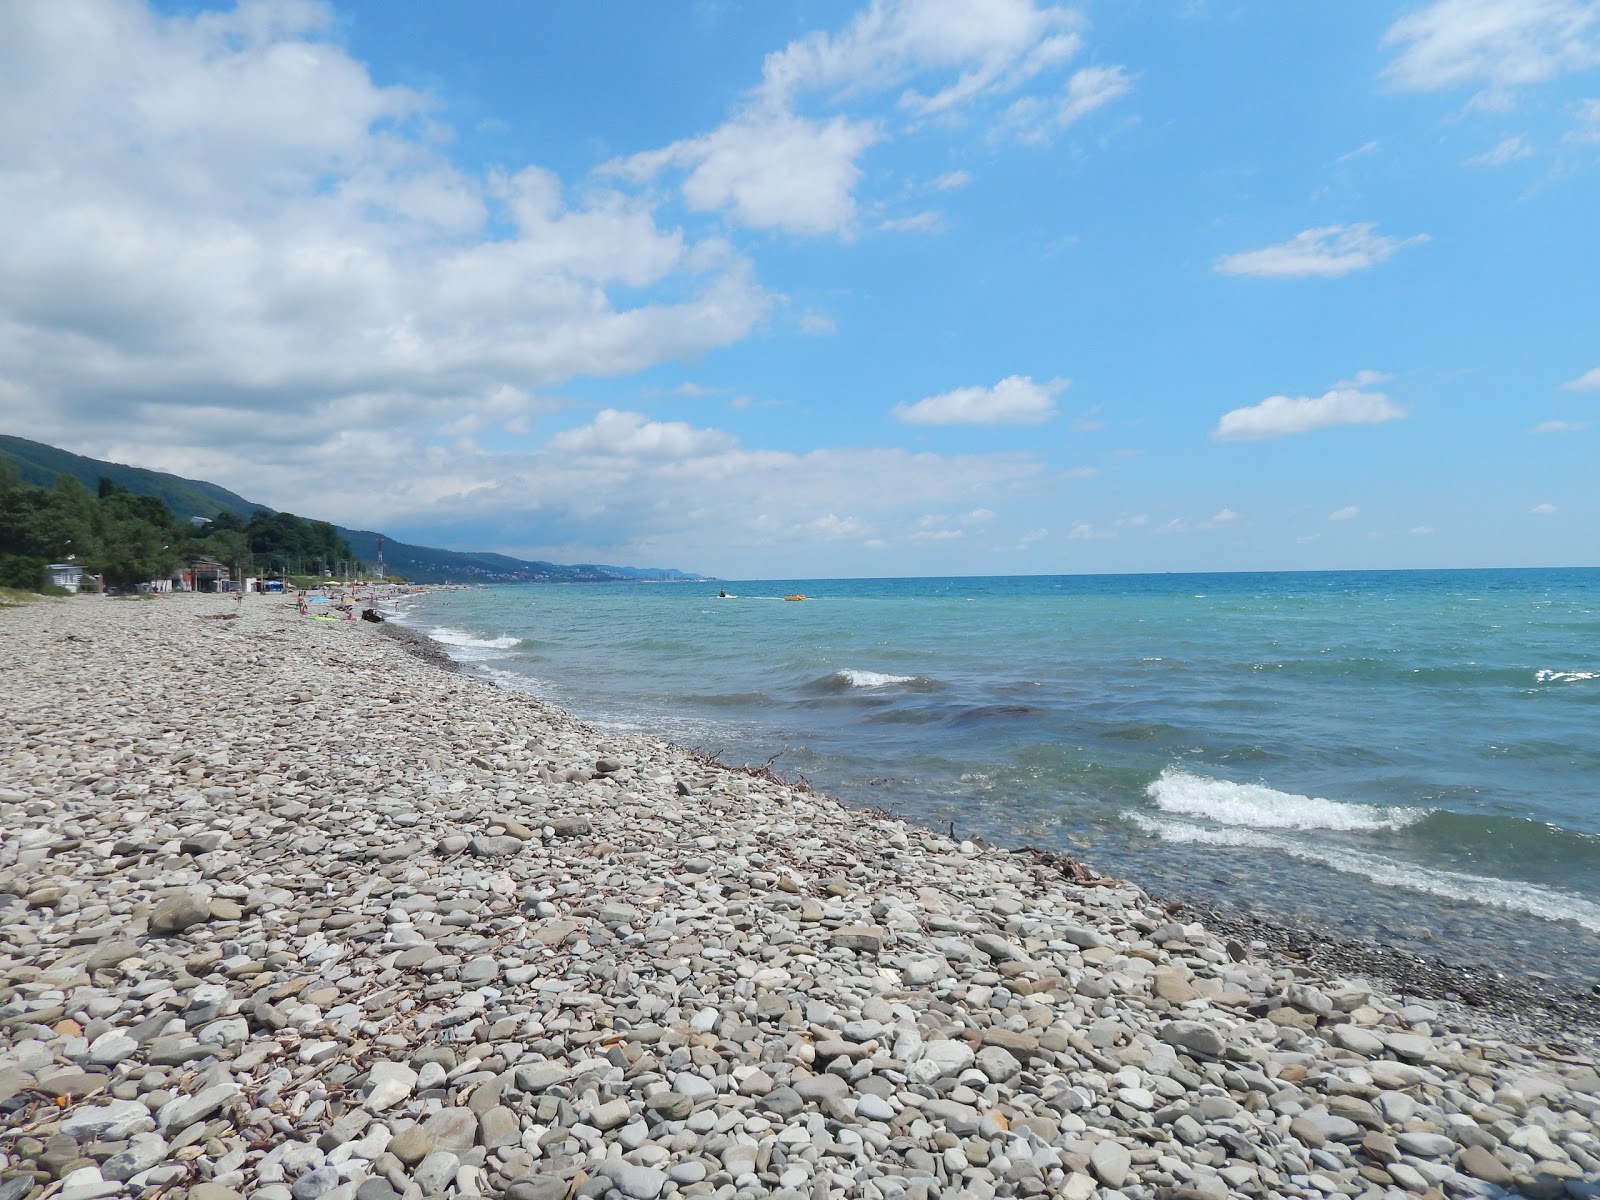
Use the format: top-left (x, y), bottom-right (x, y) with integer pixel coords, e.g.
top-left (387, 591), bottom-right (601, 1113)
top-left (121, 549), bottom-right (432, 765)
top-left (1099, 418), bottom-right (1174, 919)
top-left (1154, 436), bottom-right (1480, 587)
top-left (948, 704), bottom-right (1040, 725)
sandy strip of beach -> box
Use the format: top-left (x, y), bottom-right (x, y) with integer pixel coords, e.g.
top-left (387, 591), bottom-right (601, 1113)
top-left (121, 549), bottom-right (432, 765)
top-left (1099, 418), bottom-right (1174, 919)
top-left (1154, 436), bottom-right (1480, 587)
top-left (1, 591), bottom-right (1597, 1200)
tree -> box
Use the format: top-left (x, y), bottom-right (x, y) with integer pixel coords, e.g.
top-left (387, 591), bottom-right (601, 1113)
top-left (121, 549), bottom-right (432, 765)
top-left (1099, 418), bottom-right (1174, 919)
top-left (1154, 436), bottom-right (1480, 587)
top-left (92, 491), bottom-right (180, 588)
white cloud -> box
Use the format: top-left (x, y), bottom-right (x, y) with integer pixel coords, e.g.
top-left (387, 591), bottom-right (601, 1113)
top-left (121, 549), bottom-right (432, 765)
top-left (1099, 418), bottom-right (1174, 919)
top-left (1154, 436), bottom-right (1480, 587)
top-left (1533, 419), bottom-right (1586, 433)
top-left (1382, 0), bottom-right (1600, 97)
top-left (1061, 466), bottom-right (1099, 479)
top-left (799, 313), bottom-right (838, 335)
top-left (1068, 520), bottom-right (1113, 540)
top-left (1207, 508), bottom-right (1238, 525)
top-left (1214, 379), bottom-right (1408, 441)
top-left (1531, 502), bottom-right (1559, 514)
top-left (809, 513), bottom-right (871, 540)
top-left (933, 169), bottom-right (973, 190)
top-left (1568, 97), bottom-right (1600, 142)
top-left (612, 111), bottom-right (879, 237)
top-left (1329, 505), bottom-right (1361, 521)
top-left (614, 1), bottom-right (1120, 239)
top-left (1411, 526), bottom-right (1434, 534)
top-left (1334, 140), bottom-right (1380, 163)
top-left (1465, 135), bottom-right (1535, 165)
top-left (546, 409), bottom-right (738, 460)
top-left (1007, 65), bottom-right (1133, 143)
top-left (0, 0), bottom-right (769, 461)
top-left (1564, 366), bottom-right (1600, 389)
top-left (893, 374), bottom-right (1067, 425)
top-left (880, 210), bottom-right (945, 233)
top-left (1216, 223), bottom-right (1429, 278)
top-left (757, 0), bottom-right (1086, 115)
top-left (308, 408), bottom-right (1047, 560)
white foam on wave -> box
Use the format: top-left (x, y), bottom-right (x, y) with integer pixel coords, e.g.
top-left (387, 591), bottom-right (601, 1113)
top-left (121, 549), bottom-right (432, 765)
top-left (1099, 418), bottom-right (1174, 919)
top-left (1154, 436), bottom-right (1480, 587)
top-left (1535, 669), bottom-right (1598, 683)
top-left (429, 626), bottom-right (521, 655)
top-left (838, 668), bottom-right (916, 688)
top-left (1131, 813), bottom-right (1600, 933)
top-left (1146, 768), bottom-right (1426, 832)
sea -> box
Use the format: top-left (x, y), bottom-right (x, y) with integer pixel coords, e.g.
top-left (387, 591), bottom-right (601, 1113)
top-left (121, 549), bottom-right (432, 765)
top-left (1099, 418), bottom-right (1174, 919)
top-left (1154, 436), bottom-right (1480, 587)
top-left (387, 568), bottom-right (1600, 996)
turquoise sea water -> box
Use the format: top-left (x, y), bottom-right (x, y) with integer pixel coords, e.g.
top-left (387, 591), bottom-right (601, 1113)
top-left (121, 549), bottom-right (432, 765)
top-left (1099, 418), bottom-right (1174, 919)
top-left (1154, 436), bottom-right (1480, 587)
top-left (391, 569), bottom-right (1600, 993)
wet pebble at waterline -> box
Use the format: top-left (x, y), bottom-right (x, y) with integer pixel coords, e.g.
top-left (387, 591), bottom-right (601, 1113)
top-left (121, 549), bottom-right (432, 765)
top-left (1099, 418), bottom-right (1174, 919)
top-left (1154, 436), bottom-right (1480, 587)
top-left (1, 593), bottom-right (1598, 1200)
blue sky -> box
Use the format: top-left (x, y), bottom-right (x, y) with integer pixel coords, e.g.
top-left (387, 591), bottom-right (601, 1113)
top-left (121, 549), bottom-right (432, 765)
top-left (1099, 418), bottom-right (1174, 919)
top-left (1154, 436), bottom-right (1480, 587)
top-left (1, 0), bottom-right (1595, 577)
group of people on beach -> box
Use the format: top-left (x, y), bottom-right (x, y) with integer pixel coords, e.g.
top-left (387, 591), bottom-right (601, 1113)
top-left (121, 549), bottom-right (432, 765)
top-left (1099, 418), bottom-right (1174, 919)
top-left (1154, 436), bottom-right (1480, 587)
top-left (293, 586), bottom-right (386, 623)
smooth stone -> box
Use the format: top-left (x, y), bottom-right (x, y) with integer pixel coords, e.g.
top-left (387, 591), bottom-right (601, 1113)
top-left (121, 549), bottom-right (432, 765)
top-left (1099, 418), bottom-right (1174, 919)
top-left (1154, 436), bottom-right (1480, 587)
top-left (1395, 1130), bottom-right (1456, 1158)
top-left (290, 1166), bottom-right (342, 1200)
top-left (412, 1151), bottom-right (461, 1196)
top-left (1457, 1145), bottom-right (1514, 1186)
top-left (587, 1098), bottom-right (630, 1131)
top-left (791, 1074), bottom-right (849, 1102)
top-left (362, 1063), bottom-right (418, 1111)
top-left (60, 1099), bottom-right (155, 1140)
top-left (478, 1106), bottom-right (520, 1149)
top-left (1159, 1020), bottom-right (1225, 1059)
top-left (606, 1164), bottom-right (668, 1200)
top-left (149, 895), bottom-right (211, 934)
top-left (386, 1126), bottom-right (433, 1166)
top-left (506, 1178), bottom-right (567, 1200)
top-left (423, 1108), bottom-right (478, 1153)
top-left (1090, 1140), bottom-right (1131, 1189)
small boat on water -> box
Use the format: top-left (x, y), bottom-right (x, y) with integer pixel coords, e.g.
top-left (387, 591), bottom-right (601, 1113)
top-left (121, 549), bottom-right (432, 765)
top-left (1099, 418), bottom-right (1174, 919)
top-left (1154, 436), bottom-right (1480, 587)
top-left (784, 594), bottom-right (806, 601)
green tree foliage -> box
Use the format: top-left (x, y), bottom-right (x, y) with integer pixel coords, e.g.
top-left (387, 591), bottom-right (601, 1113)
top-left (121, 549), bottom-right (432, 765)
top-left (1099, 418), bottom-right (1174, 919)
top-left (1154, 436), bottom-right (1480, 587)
top-left (0, 465), bottom-right (369, 590)
top-left (245, 510), bottom-right (358, 576)
top-left (93, 492), bottom-right (180, 587)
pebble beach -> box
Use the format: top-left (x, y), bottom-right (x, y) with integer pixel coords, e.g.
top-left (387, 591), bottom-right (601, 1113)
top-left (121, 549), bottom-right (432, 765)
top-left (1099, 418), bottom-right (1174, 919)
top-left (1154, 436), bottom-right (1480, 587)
top-left (2, 593), bottom-right (1598, 1200)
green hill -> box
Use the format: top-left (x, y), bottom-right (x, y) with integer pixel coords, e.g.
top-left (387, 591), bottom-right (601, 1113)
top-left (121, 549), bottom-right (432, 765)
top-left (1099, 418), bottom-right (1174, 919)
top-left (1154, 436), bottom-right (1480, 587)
top-left (0, 434), bottom-right (707, 584)
top-left (0, 434), bottom-right (263, 522)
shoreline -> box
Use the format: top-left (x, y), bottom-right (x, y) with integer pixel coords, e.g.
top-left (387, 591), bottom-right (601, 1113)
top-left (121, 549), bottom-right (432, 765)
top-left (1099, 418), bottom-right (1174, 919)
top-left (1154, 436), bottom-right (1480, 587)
top-left (389, 604), bottom-right (1600, 1046)
top-left (2, 592), bottom-right (1597, 1200)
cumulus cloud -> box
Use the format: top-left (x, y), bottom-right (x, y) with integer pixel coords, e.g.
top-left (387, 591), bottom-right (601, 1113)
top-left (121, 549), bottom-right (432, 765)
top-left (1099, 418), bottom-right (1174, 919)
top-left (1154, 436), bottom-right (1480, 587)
top-left (1214, 377), bottom-right (1407, 441)
top-left (893, 374), bottom-right (1067, 425)
top-left (1216, 223), bottom-right (1429, 278)
top-left (0, 0), bottom-right (769, 465)
top-left (294, 407), bottom-right (1049, 565)
top-left (1329, 505), bottom-right (1361, 521)
top-left (611, 111), bottom-right (879, 237)
top-left (1565, 366), bottom-right (1600, 389)
top-left (1382, 0), bottom-right (1600, 98)
top-left (613, 0), bottom-right (1123, 238)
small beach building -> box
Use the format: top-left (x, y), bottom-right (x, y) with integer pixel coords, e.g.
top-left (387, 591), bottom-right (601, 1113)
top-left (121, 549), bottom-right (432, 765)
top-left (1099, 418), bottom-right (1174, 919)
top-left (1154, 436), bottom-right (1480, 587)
top-left (44, 563), bottom-right (85, 593)
top-left (177, 555), bottom-right (230, 592)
